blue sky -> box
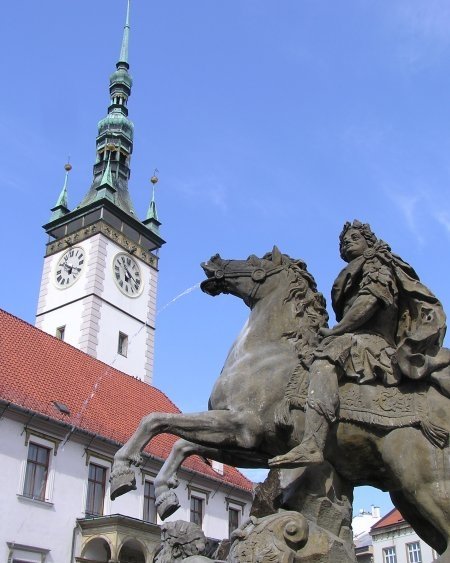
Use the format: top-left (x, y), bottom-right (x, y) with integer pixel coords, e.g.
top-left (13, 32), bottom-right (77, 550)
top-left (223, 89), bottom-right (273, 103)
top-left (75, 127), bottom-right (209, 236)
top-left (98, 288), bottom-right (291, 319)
top-left (3, 0), bottom-right (450, 518)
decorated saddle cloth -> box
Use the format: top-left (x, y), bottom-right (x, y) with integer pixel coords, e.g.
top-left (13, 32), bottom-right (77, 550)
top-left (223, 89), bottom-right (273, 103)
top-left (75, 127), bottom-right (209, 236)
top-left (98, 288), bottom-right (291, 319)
top-left (289, 375), bottom-right (449, 449)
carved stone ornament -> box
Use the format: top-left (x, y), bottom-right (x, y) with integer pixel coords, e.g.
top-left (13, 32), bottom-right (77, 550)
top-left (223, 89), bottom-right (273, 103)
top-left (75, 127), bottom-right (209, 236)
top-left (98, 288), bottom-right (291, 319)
top-left (46, 219), bottom-right (157, 268)
top-left (152, 521), bottom-right (210, 562)
top-left (228, 511), bottom-right (309, 562)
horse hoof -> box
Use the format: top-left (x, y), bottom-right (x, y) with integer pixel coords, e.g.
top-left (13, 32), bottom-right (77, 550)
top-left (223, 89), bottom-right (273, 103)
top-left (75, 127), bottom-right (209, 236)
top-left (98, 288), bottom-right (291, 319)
top-left (110, 467), bottom-right (137, 501)
top-left (156, 490), bottom-right (181, 520)
top-left (167, 476), bottom-right (179, 489)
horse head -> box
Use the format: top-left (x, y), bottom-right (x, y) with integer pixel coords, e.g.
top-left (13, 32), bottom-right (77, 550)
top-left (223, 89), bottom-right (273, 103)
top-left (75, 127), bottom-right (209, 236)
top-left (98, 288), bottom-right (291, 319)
top-left (201, 246), bottom-right (287, 308)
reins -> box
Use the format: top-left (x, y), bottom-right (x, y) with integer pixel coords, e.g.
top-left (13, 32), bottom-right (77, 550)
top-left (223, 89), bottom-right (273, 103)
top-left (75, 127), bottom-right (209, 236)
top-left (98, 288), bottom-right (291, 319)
top-left (212, 263), bottom-right (285, 301)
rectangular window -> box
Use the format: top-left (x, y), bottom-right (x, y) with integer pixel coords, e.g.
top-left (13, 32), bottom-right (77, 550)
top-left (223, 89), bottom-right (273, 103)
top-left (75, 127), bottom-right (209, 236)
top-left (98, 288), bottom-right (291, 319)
top-left (56, 325), bottom-right (65, 341)
top-left (228, 507), bottom-right (240, 538)
top-left (118, 332), bottom-right (128, 357)
top-left (190, 496), bottom-right (204, 527)
top-left (383, 546), bottom-right (397, 563)
top-left (86, 463), bottom-right (106, 516)
top-left (143, 481), bottom-right (157, 523)
top-left (23, 443), bottom-right (50, 501)
top-left (407, 542), bottom-right (422, 563)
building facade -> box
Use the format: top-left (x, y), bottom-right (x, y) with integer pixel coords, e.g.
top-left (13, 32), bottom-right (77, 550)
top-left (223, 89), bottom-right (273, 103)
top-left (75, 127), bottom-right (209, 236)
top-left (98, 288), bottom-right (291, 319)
top-left (35, 0), bottom-right (162, 384)
top-left (1, 309), bottom-right (253, 563)
top-left (353, 506), bottom-right (382, 562)
top-left (370, 508), bottom-right (438, 563)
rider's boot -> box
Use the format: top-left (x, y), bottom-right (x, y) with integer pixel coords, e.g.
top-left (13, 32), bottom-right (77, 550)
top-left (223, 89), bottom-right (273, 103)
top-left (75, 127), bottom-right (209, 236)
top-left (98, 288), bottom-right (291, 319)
top-left (269, 404), bottom-right (330, 468)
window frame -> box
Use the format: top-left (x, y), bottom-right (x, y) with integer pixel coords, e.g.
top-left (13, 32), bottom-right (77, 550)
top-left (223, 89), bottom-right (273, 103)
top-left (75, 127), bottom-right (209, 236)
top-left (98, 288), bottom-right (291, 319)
top-left (85, 462), bottom-right (107, 517)
top-left (118, 331), bottom-right (128, 357)
top-left (7, 542), bottom-right (50, 563)
top-left (228, 506), bottom-right (240, 538)
top-left (143, 480), bottom-right (157, 524)
top-left (55, 325), bottom-right (65, 341)
top-left (22, 442), bottom-right (51, 502)
top-left (383, 546), bottom-right (397, 563)
top-left (406, 541), bottom-right (422, 563)
top-left (190, 495), bottom-right (204, 527)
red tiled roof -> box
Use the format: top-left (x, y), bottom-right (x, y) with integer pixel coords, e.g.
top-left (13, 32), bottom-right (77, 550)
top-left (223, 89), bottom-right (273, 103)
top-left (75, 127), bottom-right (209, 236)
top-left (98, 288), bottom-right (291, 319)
top-left (371, 508), bottom-right (405, 530)
top-left (0, 309), bottom-right (253, 493)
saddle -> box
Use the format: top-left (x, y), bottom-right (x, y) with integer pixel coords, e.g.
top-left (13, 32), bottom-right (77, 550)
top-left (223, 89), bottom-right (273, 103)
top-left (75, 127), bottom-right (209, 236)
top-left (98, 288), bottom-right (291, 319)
top-left (282, 368), bottom-right (449, 449)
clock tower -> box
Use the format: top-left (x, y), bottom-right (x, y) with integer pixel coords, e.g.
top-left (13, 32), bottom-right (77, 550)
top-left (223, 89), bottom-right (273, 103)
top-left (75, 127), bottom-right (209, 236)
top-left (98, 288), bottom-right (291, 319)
top-left (36, 1), bottom-right (164, 384)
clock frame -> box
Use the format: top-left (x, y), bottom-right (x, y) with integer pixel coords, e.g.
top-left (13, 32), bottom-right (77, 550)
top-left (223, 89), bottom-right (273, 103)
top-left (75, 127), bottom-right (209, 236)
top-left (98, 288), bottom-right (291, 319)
top-left (113, 252), bottom-right (143, 297)
top-left (53, 247), bottom-right (86, 289)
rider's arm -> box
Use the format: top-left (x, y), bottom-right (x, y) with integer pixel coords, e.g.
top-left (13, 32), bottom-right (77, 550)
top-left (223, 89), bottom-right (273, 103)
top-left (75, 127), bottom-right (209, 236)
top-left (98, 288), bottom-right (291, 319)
top-left (321, 259), bottom-right (397, 338)
top-left (331, 293), bottom-right (379, 335)
top-left (320, 294), bottom-right (379, 337)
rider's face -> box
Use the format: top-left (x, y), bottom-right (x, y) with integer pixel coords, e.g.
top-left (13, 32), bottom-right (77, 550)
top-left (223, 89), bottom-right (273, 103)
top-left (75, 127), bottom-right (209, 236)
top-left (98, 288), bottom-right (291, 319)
top-left (341, 229), bottom-right (369, 262)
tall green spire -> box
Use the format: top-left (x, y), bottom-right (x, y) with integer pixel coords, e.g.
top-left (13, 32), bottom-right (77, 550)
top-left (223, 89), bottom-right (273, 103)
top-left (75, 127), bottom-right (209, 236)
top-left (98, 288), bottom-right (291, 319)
top-left (43, 2), bottom-right (165, 253)
top-left (50, 162), bottom-right (71, 220)
top-left (77, 0), bottom-right (136, 216)
top-left (119, 0), bottom-right (131, 66)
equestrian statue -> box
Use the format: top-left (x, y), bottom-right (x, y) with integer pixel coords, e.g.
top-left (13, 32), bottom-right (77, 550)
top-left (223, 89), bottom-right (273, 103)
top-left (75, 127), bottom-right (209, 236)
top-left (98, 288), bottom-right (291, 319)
top-left (110, 220), bottom-right (450, 562)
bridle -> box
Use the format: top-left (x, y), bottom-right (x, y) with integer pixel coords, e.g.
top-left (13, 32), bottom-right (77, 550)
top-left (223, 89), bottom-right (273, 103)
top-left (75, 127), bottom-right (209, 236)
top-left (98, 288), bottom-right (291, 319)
top-left (211, 261), bottom-right (285, 302)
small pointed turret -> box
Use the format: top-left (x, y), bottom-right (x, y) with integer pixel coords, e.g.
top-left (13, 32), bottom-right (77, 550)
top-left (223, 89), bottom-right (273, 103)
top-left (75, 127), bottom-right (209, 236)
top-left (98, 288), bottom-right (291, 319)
top-left (95, 145), bottom-right (117, 203)
top-left (143, 173), bottom-right (162, 235)
top-left (50, 162), bottom-right (72, 220)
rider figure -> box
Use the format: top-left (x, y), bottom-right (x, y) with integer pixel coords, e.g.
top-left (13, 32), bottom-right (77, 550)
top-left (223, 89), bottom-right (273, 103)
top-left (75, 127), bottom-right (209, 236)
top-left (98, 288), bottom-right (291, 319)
top-left (270, 220), bottom-right (450, 468)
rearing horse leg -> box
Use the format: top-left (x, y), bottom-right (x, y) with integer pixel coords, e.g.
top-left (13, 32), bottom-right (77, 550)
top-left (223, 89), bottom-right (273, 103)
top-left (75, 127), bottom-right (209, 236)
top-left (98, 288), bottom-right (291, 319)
top-left (154, 438), bottom-right (268, 520)
top-left (110, 410), bottom-right (262, 500)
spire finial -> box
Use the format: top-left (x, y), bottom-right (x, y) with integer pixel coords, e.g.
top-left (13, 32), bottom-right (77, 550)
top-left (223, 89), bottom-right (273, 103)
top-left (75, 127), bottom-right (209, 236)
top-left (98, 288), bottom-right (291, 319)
top-left (150, 168), bottom-right (159, 203)
top-left (119, 0), bottom-right (131, 66)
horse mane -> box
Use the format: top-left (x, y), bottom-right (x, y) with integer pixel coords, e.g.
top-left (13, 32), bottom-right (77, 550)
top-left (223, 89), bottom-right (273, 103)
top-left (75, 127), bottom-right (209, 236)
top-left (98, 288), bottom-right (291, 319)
top-left (263, 252), bottom-right (329, 430)
top-left (263, 251), bottom-right (329, 359)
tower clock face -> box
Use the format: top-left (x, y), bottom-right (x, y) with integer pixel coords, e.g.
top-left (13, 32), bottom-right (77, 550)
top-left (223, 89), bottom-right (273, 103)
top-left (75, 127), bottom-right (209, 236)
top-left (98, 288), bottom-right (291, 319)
top-left (54, 247), bottom-right (86, 288)
top-left (113, 253), bottom-right (143, 297)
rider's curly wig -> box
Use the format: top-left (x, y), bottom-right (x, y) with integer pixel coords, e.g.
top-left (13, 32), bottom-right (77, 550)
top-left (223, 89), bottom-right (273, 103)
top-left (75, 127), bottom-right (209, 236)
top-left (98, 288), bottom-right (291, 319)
top-left (339, 220), bottom-right (377, 260)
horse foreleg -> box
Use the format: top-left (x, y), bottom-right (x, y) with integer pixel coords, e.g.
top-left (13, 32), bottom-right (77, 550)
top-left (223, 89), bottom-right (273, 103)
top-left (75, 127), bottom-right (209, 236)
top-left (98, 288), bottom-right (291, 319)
top-left (154, 439), bottom-right (222, 520)
top-left (155, 436), bottom-right (269, 520)
top-left (110, 410), bottom-right (262, 500)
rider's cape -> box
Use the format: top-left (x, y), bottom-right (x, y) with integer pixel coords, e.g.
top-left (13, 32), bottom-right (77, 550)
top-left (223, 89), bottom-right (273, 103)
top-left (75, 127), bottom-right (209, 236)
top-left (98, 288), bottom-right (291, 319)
top-left (331, 241), bottom-right (447, 382)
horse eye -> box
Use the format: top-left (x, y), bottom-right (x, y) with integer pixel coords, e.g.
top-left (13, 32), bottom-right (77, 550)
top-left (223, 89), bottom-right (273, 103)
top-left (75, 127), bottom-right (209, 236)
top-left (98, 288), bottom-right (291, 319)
top-left (247, 254), bottom-right (259, 265)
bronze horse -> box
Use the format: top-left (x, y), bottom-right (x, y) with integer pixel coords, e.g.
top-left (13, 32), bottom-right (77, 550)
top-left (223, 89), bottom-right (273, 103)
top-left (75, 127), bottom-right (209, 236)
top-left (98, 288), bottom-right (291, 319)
top-left (110, 248), bottom-right (450, 560)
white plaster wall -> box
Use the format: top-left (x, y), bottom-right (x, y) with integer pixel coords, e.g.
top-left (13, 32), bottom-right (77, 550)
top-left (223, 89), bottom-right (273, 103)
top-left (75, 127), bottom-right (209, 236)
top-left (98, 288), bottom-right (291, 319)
top-left (35, 234), bottom-right (157, 382)
top-left (1, 414), bottom-right (252, 562)
top-left (37, 299), bottom-right (86, 346)
top-left (94, 237), bottom-right (156, 381)
top-left (36, 240), bottom-right (93, 318)
top-left (95, 301), bottom-right (150, 381)
top-left (0, 417), bottom-right (84, 563)
top-left (373, 528), bottom-right (436, 563)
